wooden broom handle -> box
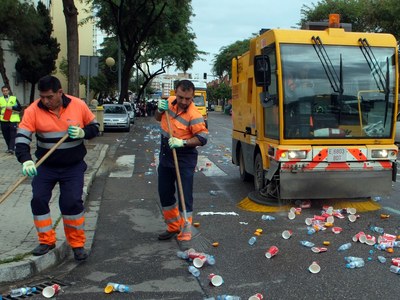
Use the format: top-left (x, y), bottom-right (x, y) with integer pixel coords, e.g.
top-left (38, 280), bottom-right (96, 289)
top-left (0, 133), bottom-right (69, 204)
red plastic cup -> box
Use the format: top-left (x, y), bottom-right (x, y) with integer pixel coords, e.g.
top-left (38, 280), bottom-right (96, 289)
top-left (332, 227), bottom-right (342, 234)
top-left (391, 258), bottom-right (400, 266)
top-left (248, 293), bottom-right (264, 300)
top-left (365, 235), bottom-right (376, 245)
top-left (265, 246), bottom-right (279, 258)
top-left (208, 273), bottom-right (224, 286)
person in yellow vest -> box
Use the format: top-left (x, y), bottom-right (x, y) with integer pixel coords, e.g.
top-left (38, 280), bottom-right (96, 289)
top-left (0, 85), bottom-right (22, 154)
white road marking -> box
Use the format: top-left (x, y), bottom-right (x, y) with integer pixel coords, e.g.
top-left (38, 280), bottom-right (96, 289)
top-left (197, 211), bottom-right (239, 216)
top-left (109, 155), bottom-right (135, 177)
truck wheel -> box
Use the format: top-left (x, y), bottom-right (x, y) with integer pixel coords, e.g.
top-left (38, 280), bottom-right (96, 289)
top-left (239, 148), bottom-right (252, 182)
top-left (254, 153), bottom-right (264, 191)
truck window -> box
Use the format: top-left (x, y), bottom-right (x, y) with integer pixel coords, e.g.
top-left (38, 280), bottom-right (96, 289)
top-left (263, 49), bottom-right (279, 139)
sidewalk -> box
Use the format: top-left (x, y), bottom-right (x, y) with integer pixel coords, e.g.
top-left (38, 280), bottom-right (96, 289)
top-left (0, 133), bottom-right (108, 283)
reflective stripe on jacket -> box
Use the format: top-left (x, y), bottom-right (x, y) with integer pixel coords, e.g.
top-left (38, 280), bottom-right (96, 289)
top-left (0, 95), bottom-right (21, 122)
top-left (15, 94), bottom-right (99, 167)
top-left (159, 96), bottom-right (208, 168)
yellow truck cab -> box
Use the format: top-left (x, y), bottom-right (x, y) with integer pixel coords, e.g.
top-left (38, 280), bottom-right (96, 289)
top-left (231, 14), bottom-right (398, 201)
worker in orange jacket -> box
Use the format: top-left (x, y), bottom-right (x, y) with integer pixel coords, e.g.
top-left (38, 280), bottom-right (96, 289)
top-left (15, 75), bottom-right (99, 261)
top-left (155, 79), bottom-right (208, 244)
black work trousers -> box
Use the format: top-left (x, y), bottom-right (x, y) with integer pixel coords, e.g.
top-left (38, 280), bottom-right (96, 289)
top-left (1, 121), bottom-right (18, 151)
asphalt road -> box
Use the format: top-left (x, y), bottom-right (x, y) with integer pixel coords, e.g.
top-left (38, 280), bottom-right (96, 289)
top-left (5, 112), bottom-right (400, 299)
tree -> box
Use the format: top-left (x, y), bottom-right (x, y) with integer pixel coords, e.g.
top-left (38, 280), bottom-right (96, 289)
top-left (88, 0), bottom-right (200, 103)
top-left (62, 0), bottom-right (79, 96)
top-left (13, 2), bottom-right (60, 103)
top-left (0, 0), bottom-right (20, 90)
top-left (212, 39), bottom-right (251, 79)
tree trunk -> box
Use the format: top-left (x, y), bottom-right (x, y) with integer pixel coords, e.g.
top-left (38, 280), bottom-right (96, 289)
top-left (62, 0), bottom-right (79, 97)
top-left (0, 46), bottom-right (11, 92)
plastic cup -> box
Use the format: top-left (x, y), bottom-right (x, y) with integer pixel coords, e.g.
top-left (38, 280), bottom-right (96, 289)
top-left (308, 261), bottom-right (321, 274)
top-left (248, 293), bottom-right (264, 300)
top-left (193, 255), bottom-right (207, 268)
top-left (282, 230), bottom-right (293, 239)
top-left (352, 231), bottom-right (366, 243)
top-left (326, 215), bottom-right (334, 223)
top-left (305, 218), bottom-right (313, 226)
top-left (366, 235), bottom-right (376, 245)
top-left (265, 246), bottom-right (279, 258)
top-left (208, 273), bottom-right (224, 287)
top-left (347, 207), bottom-right (356, 215)
top-left (325, 206), bottom-right (333, 215)
top-left (43, 284), bottom-right (61, 298)
top-left (288, 211), bottom-right (296, 220)
top-left (348, 214), bottom-right (357, 222)
top-left (332, 227), bottom-right (342, 234)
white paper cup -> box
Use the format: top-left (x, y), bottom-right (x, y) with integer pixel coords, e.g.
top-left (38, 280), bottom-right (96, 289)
top-left (305, 218), bottom-right (313, 226)
top-left (348, 214), bottom-right (357, 222)
top-left (347, 207), bottom-right (356, 215)
top-left (308, 261), bottom-right (321, 274)
top-left (282, 230), bottom-right (293, 239)
top-left (288, 211), bottom-right (296, 220)
top-left (325, 206), bottom-right (333, 215)
top-left (193, 256), bottom-right (207, 268)
top-left (42, 284), bottom-right (61, 298)
top-left (208, 273), bottom-right (224, 287)
top-left (326, 215), bottom-right (334, 223)
top-left (248, 293), bottom-right (264, 300)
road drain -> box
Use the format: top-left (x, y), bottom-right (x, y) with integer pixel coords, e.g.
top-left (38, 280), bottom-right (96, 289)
top-left (2, 279), bottom-right (68, 299)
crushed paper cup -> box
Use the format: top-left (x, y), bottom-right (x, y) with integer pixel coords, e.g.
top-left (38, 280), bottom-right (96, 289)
top-left (43, 284), bottom-right (61, 298)
top-left (208, 273), bottom-right (224, 287)
top-left (332, 227), bottom-right (342, 234)
top-left (308, 261), bottom-right (321, 274)
top-left (378, 233), bottom-right (397, 243)
top-left (282, 230), bottom-right (293, 239)
top-left (288, 211), bottom-right (296, 220)
top-left (265, 246), bottom-right (279, 258)
top-left (248, 293), bottom-right (264, 300)
top-left (311, 247), bottom-right (328, 253)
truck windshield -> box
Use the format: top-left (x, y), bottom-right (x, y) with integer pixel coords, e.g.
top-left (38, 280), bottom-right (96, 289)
top-left (280, 44), bottom-right (396, 139)
top-left (194, 95), bottom-right (205, 106)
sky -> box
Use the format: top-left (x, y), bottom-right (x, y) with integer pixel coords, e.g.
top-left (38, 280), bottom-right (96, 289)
top-left (185, 0), bottom-right (317, 80)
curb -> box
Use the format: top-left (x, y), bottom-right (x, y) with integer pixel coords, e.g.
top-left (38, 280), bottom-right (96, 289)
top-left (0, 144), bottom-right (109, 283)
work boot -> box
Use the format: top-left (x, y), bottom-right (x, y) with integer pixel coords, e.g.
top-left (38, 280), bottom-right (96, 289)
top-left (158, 230), bottom-right (180, 240)
top-left (72, 247), bottom-right (88, 261)
top-left (31, 244), bottom-right (56, 256)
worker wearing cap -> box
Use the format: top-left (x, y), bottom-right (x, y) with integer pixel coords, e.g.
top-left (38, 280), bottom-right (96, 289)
top-left (155, 79), bottom-right (208, 243)
top-left (15, 75), bottom-right (99, 261)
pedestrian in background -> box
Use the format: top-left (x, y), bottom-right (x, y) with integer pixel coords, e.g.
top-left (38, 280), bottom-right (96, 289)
top-left (155, 79), bottom-right (208, 243)
top-left (0, 85), bottom-right (22, 154)
top-left (15, 75), bottom-right (99, 261)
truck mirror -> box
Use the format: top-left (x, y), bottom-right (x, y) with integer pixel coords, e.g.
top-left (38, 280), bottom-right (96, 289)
top-left (254, 55), bottom-right (271, 87)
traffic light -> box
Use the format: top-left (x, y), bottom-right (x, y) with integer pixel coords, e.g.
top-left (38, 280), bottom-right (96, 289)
top-left (203, 73), bottom-right (207, 80)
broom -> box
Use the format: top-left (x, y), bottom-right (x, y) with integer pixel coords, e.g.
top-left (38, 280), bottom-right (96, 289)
top-left (0, 133), bottom-right (69, 204)
top-left (164, 110), bottom-right (209, 251)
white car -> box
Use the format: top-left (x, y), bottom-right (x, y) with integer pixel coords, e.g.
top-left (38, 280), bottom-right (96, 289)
top-left (103, 104), bottom-right (130, 132)
top-left (123, 102), bottom-right (135, 124)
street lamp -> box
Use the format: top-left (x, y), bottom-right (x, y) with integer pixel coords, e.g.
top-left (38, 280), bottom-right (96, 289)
top-left (105, 43), bottom-right (122, 92)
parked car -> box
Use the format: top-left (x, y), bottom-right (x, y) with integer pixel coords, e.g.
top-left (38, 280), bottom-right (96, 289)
top-left (123, 102), bottom-right (135, 124)
top-left (103, 104), bottom-right (130, 132)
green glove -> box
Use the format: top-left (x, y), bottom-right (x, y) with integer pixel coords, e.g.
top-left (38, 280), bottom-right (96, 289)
top-left (22, 160), bottom-right (37, 177)
top-left (157, 99), bottom-right (168, 112)
top-left (168, 137), bottom-right (184, 149)
top-left (68, 125), bottom-right (85, 139)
